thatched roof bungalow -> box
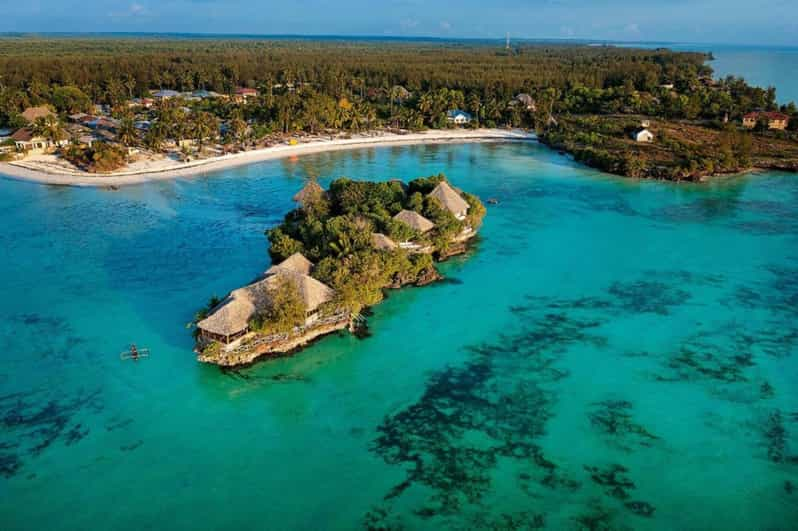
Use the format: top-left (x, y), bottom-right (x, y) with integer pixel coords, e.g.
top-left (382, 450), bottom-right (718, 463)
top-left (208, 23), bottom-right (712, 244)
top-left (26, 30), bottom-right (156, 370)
top-left (21, 106), bottom-right (55, 124)
top-left (371, 233), bottom-right (398, 250)
top-left (266, 252), bottom-right (314, 276)
top-left (428, 181), bottom-right (470, 220)
top-left (197, 253), bottom-right (335, 344)
top-left (293, 180), bottom-right (324, 206)
top-left (393, 210), bottom-right (435, 233)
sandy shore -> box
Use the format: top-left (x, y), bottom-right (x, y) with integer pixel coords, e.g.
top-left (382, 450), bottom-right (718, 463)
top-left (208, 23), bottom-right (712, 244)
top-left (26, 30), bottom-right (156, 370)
top-left (0, 128), bottom-right (535, 187)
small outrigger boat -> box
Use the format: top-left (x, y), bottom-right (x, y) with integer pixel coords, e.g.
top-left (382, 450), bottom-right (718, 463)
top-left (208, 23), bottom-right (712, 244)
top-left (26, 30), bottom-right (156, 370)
top-left (120, 344), bottom-right (150, 361)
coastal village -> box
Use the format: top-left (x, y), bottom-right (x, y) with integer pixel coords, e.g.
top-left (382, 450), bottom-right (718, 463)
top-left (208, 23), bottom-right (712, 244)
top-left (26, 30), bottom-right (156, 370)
top-left (0, 85), bottom-right (492, 176)
top-left (1, 41), bottom-right (797, 184)
top-left (194, 177), bottom-right (483, 366)
top-left (0, 78), bottom-right (796, 182)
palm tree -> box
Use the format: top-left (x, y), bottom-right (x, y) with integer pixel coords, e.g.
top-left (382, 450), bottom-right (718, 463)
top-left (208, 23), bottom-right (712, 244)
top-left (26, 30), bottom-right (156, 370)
top-left (33, 115), bottom-right (65, 146)
top-left (144, 121), bottom-right (167, 151)
top-left (117, 116), bottom-right (138, 147)
top-left (192, 111), bottom-right (219, 151)
top-left (467, 93), bottom-right (482, 127)
top-left (229, 113), bottom-right (247, 144)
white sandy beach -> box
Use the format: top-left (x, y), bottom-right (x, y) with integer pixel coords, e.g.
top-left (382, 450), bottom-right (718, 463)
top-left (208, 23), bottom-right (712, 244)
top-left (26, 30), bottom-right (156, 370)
top-left (0, 128), bottom-right (535, 187)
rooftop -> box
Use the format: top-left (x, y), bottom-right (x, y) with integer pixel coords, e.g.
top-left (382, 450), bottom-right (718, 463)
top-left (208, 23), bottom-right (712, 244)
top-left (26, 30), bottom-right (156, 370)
top-left (394, 209), bottom-right (435, 233)
top-left (21, 106), bottom-right (55, 124)
top-left (428, 181), bottom-right (469, 216)
top-left (293, 180), bottom-right (324, 204)
top-left (266, 252), bottom-right (314, 276)
top-left (198, 253), bottom-right (334, 337)
top-left (744, 111), bottom-right (790, 121)
top-left (371, 233), bottom-right (398, 250)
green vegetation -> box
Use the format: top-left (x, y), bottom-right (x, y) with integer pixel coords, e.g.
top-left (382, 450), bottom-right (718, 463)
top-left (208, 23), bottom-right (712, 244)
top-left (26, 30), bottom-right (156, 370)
top-left (249, 276), bottom-right (307, 335)
top-left (541, 114), bottom-right (797, 181)
top-left (268, 175), bottom-right (483, 314)
top-left (62, 142), bottom-right (129, 173)
top-left (0, 36), bottom-right (795, 178)
top-left (0, 37), bottom-right (791, 132)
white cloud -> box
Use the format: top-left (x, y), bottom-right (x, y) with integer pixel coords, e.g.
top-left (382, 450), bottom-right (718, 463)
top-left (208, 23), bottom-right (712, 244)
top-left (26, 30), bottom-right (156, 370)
top-left (439, 20), bottom-right (451, 32)
top-left (399, 18), bottom-right (419, 30)
top-left (624, 23), bottom-right (641, 35)
top-left (109, 2), bottom-right (149, 19)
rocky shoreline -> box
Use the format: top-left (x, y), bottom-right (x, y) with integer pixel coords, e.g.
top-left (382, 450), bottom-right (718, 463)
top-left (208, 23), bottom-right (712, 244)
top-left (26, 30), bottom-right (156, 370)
top-left (196, 238), bottom-right (471, 367)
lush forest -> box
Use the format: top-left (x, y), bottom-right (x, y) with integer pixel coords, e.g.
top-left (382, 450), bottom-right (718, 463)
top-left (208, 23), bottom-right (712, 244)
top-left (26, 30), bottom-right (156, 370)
top-left (1, 36), bottom-right (790, 131)
top-left (1, 36), bottom-right (796, 179)
top-left (268, 174), bottom-right (485, 316)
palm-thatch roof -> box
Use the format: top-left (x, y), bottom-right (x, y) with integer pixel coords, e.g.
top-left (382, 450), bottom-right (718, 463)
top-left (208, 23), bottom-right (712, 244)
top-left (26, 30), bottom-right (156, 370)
top-left (429, 181), bottom-right (469, 216)
top-left (266, 252), bottom-right (313, 276)
top-left (394, 210), bottom-right (435, 233)
top-left (196, 279), bottom-right (270, 337)
top-left (274, 270), bottom-right (335, 311)
top-left (197, 269), bottom-right (335, 337)
top-left (371, 233), bottom-right (398, 250)
top-left (293, 180), bottom-right (324, 204)
top-left (21, 106), bottom-right (55, 124)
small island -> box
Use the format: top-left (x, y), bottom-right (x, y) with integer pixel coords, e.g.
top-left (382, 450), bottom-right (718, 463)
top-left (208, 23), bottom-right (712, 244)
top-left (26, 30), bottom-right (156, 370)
top-left (193, 174), bottom-right (485, 366)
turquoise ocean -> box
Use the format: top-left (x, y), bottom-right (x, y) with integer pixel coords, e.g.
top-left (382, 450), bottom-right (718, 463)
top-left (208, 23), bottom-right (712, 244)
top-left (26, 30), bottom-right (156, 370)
top-left (1, 47), bottom-right (797, 530)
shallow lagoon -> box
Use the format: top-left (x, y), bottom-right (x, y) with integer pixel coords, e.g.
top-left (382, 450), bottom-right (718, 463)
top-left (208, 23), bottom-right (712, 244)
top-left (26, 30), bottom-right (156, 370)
top-left (1, 142), bottom-right (797, 530)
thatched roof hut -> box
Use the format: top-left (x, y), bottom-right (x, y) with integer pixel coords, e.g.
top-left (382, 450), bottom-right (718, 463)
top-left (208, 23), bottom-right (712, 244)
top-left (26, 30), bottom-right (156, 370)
top-left (274, 270), bottom-right (335, 311)
top-left (293, 180), bottom-right (324, 205)
top-left (266, 252), bottom-right (313, 276)
top-left (21, 106), bottom-right (55, 124)
top-left (393, 210), bottom-right (435, 233)
top-left (371, 233), bottom-right (398, 250)
top-left (429, 181), bottom-right (469, 219)
top-left (196, 278), bottom-right (270, 339)
top-left (197, 269), bottom-right (335, 341)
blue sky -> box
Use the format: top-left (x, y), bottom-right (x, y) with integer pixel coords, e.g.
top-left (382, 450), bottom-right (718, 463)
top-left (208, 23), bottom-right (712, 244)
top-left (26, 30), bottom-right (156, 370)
top-left (3, 0), bottom-right (797, 46)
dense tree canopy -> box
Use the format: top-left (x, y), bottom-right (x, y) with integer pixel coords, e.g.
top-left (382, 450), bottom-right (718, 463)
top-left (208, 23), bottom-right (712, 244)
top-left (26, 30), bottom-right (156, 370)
top-left (0, 37), bottom-right (788, 132)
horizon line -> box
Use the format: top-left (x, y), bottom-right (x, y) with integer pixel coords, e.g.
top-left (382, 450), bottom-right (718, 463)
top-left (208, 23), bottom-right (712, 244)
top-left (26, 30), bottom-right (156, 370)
top-left (0, 31), bottom-right (795, 49)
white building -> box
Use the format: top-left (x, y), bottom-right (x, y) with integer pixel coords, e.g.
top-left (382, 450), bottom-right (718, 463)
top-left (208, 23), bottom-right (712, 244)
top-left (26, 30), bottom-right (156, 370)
top-left (446, 110), bottom-right (472, 125)
top-left (632, 128), bottom-right (654, 143)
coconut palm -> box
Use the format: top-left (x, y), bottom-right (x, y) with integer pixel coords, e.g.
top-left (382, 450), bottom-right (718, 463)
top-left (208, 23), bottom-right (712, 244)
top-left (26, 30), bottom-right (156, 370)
top-left (192, 111), bottom-right (219, 151)
top-left (32, 115), bottom-right (65, 144)
top-left (117, 116), bottom-right (138, 146)
top-left (144, 121), bottom-right (168, 151)
top-left (229, 113), bottom-right (247, 144)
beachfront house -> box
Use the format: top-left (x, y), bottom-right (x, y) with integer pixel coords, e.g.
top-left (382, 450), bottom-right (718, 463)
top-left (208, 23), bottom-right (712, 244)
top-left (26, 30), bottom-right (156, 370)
top-left (11, 128), bottom-right (68, 153)
top-left (743, 111), bottom-right (790, 130)
top-left (234, 88), bottom-right (259, 102)
top-left (632, 128), bottom-right (654, 143)
top-left (514, 93), bottom-right (537, 111)
top-left (393, 210), bottom-right (435, 250)
top-left (429, 181), bottom-right (470, 220)
top-left (446, 109), bottom-right (472, 125)
top-left (196, 253), bottom-right (335, 346)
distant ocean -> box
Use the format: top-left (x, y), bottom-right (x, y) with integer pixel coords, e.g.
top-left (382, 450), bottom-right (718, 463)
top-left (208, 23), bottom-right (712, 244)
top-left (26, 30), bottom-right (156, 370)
top-left (615, 41), bottom-right (798, 104)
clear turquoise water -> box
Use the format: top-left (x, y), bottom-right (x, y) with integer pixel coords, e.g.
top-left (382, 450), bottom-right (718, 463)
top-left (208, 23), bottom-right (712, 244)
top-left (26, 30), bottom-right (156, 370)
top-left (1, 142), bottom-right (797, 530)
